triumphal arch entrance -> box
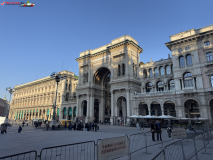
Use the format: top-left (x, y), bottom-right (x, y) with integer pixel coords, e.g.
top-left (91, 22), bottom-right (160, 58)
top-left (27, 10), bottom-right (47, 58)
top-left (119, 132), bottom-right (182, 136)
top-left (75, 35), bottom-right (143, 124)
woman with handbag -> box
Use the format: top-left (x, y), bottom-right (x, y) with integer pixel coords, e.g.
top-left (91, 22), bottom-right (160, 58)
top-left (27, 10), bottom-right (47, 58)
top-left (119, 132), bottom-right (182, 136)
top-left (151, 121), bottom-right (156, 141)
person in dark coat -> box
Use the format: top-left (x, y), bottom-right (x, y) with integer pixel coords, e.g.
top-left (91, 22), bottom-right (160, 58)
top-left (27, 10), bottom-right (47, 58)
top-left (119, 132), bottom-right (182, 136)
top-left (167, 126), bottom-right (172, 138)
top-left (155, 120), bottom-right (162, 141)
top-left (94, 123), bottom-right (97, 132)
top-left (74, 123), bottom-right (76, 130)
top-left (64, 121), bottom-right (67, 131)
top-left (151, 121), bottom-right (156, 141)
top-left (18, 126), bottom-right (22, 133)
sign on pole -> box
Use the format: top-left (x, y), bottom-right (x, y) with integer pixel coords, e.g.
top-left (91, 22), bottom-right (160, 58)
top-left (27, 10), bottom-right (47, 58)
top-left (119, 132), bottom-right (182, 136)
top-left (97, 136), bottom-right (129, 160)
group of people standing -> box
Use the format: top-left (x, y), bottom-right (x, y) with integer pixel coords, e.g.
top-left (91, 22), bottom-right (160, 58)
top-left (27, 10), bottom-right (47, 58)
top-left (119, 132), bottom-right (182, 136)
top-left (151, 120), bottom-right (162, 141)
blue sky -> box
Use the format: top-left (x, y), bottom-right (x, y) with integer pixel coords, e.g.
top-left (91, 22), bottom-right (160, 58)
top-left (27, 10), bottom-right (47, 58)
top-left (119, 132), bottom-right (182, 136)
top-left (1, 0), bottom-right (213, 100)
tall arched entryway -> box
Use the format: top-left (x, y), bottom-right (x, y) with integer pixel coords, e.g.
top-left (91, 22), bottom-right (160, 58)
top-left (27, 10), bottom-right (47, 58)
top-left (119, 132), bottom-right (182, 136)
top-left (116, 96), bottom-right (127, 125)
top-left (184, 99), bottom-right (200, 118)
top-left (163, 101), bottom-right (176, 117)
top-left (151, 101), bottom-right (162, 116)
top-left (82, 101), bottom-right (87, 117)
top-left (138, 102), bottom-right (149, 116)
top-left (209, 99), bottom-right (213, 124)
top-left (93, 67), bottom-right (111, 123)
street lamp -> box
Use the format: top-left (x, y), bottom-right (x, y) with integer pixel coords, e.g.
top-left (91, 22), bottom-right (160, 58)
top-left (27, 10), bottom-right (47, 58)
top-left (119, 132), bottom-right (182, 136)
top-left (50, 72), bottom-right (66, 126)
top-left (6, 87), bottom-right (15, 119)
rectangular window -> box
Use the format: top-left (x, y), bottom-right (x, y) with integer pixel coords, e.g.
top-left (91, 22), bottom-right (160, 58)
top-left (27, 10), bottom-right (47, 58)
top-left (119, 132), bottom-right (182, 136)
top-left (180, 79), bottom-right (182, 90)
top-left (204, 41), bottom-right (210, 46)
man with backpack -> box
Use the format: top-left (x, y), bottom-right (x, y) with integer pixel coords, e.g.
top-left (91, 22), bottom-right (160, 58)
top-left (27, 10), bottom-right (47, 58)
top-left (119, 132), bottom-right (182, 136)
top-left (155, 120), bottom-right (162, 141)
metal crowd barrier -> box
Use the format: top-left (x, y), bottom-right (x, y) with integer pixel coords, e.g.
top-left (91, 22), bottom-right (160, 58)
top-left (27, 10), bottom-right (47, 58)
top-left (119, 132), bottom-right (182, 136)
top-left (0, 151), bottom-right (37, 160)
top-left (152, 130), bottom-right (213, 160)
top-left (39, 141), bottom-right (95, 160)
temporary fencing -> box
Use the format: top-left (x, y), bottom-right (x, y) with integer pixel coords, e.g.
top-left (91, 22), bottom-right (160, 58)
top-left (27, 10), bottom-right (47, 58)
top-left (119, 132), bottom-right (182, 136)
top-left (152, 130), bottom-right (213, 160)
top-left (0, 151), bottom-right (37, 160)
top-left (152, 150), bottom-right (165, 160)
top-left (39, 141), bottom-right (95, 160)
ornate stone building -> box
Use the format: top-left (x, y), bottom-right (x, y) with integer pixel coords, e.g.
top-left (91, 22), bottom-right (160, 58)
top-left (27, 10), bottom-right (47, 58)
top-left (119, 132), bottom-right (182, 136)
top-left (9, 25), bottom-right (213, 124)
top-left (9, 71), bottom-right (78, 121)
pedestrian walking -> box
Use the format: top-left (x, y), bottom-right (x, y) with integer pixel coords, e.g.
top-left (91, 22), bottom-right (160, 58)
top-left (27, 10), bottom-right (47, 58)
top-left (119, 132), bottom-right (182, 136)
top-left (136, 122), bottom-right (140, 130)
top-left (151, 121), bottom-right (156, 141)
top-left (167, 126), bottom-right (172, 138)
top-left (155, 120), bottom-right (162, 141)
top-left (22, 121), bottom-right (25, 127)
top-left (46, 122), bottom-right (49, 131)
top-left (94, 123), bottom-right (97, 132)
top-left (18, 126), bottom-right (22, 133)
top-left (1, 124), bottom-right (7, 134)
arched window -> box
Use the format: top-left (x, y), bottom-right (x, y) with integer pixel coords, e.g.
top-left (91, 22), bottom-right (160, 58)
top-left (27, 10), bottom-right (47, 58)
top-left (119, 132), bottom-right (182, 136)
top-left (65, 93), bottom-right (69, 101)
top-left (143, 69), bottom-right (147, 78)
top-left (63, 108), bottom-right (67, 119)
top-left (73, 92), bottom-right (76, 98)
top-left (207, 52), bottom-right (212, 61)
top-left (157, 81), bottom-right (164, 91)
top-left (186, 54), bottom-right (192, 65)
top-left (183, 72), bottom-right (193, 88)
top-left (118, 65), bottom-right (121, 76)
top-left (179, 56), bottom-right (185, 67)
top-left (69, 84), bottom-right (71, 90)
top-left (149, 69), bottom-right (153, 77)
top-left (154, 68), bottom-right (158, 77)
top-left (146, 82), bottom-right (152, 93)
top-left (65, 83), bottom-right (67, 90)
top-left (168, 79), bottom-right (175, 90)
top-left (122, 63), bottom-right (125, 75)
top-left (160, 67), bottom-right (164, 75)
top-left (166, 66), bottom-right (171, 74)
top-left (211, 76), bottom-right (213, 87)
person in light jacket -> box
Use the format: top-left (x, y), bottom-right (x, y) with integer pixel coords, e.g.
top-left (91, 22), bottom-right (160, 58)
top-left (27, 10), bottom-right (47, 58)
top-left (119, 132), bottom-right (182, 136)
top-left (136, 122), bottom-right (140, 130)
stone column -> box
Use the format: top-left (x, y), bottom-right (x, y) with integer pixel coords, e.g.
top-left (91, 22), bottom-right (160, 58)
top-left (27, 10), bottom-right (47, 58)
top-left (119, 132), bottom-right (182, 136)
top-left (76, 95), bottom-right (79, 117)
top-left (110, 90), bottom-right (114, 125)
top-left (161, 106), bottom-right (164, 115)
top-left (110, 57), bottom-right (114, 79)
top-left (148, 104), bottom-right (151, 116)
top-left (99, 96), bottom-right (104, 123)
top-left (181, 79), bottom-right (184, 89)
top-left (126, 89), bottom-right (131, 118)
top-left (89, 95), bottom-right (94, 123)
top-left (86, 95), bottom-right (90, 123)
top-left (78, 66), bottom-right (81, 85)
top-left (59, 107), bottom-right (63, 121)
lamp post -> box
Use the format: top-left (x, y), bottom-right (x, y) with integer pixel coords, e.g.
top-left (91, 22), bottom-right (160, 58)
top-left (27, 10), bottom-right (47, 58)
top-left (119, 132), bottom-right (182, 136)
top-left (50, 72), bottom-right (66, 126)
top-left (6, 87), bottom-right (15, 120)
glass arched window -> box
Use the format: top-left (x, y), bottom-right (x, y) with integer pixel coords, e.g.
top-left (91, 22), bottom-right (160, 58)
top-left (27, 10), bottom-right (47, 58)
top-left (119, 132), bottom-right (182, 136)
top-left (207, 52), bottom-right (212, 61)
top-left (179, 56), bottom-right (185, 67)
top-left (143, 69), bottom-right (147, 78)
top-left (65, 93), bottom-right (69, 101)
top-left (122, 63), bottom-right (125, 75)
top-left (146, 83), bottom-right (152, 93)
top-left (118, 65), bottom-right (121, 76)
top-left (160, 67), bottom-right (164, 75)
top-left (186, 54), bottom-right (192, 65)
top-left (183, 72), bottom-right (193, 88)
top-left (154, 68), bottom-right (158, 77)
top-left (57, 108), bottom-right (60, 116)
top-left (211, 76), bottom-right (213, 87)
top-left (157, 81), bottom-right (164, 91)
top-left (149, 69), bottom-right (153, 77)
top-left (166, 66), bottom-right (171, 74)
top-left (168, 79), bottom-right (175, 90)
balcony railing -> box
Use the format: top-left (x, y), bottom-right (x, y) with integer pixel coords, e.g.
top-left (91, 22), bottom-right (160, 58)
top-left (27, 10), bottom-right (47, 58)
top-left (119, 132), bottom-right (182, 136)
top-left (134, 90), bottom-right (175, 97)
top-left (183, 86), bottom-right (195, 90)
top-left (206, 60), bottom-right (213, 66)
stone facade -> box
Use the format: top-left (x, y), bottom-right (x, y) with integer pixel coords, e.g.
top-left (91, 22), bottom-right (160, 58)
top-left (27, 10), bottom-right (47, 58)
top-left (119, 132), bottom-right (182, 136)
top-left (0, 98), bottom-right (8, 117)
top-left (9, 71), bottom-right (78, 121)
top-left (10, 25), bottom-right (213, 124)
